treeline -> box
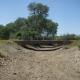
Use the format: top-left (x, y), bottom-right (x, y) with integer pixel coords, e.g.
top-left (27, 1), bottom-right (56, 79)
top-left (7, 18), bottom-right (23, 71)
top-left (0, 2), bottom-right (58, 40)
top-left (55, 34), bottom-right (80, 40)
top-left (0, 2), bottom-right (80, 40)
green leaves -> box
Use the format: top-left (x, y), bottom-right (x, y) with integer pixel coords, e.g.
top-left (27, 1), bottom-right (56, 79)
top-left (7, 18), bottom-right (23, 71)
top-left (28, 2), bottom-right (49, 17)
top-left (0, 2), bottom-right (58, 40)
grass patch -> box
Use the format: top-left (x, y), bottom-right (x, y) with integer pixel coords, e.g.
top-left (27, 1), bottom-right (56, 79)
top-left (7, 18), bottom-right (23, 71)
top-left (63, 40), bottom-right (80, 49)
top-left (77, 45), bottom-right (80, 50)
top-left (0, 50), bottom-right (8, 58)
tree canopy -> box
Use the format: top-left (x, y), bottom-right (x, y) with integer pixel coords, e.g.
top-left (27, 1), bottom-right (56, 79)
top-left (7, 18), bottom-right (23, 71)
top-left (28, 2), bottom-right (49, 17)
top-left (0, 2), bottom-right (58, 40)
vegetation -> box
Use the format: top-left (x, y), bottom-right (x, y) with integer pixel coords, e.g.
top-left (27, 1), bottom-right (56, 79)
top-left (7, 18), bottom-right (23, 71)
top-left (55, 34), bottom-right (80, 41)
top-left (0, 2), bottom-right (58, 40)
top-left (0, 2), bottom-right (80, 41)
top-left (0, 50), bottom-right (8, 58)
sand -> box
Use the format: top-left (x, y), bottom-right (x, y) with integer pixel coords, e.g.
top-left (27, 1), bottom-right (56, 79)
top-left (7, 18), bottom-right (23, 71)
top-left (0, 41), bottom-right (80, 80)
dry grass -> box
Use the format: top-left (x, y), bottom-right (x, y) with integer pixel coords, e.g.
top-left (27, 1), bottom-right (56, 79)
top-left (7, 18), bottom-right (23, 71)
top-left (0, 50), bottom-right (8, 58)
top-left (0, 40), bottom-right (80, 80)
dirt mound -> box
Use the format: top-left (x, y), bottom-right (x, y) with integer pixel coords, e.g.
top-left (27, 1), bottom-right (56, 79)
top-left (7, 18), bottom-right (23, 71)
top-left (0, 40), bottom-right (80, 80)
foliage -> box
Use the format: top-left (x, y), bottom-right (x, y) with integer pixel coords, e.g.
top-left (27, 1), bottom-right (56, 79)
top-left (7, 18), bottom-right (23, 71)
top-left (28, 2), bottom-right (49, 17)
top-left (0, 2), bottom-right (58, 40)
top-left (78, 45), bottom-right (80, 50)
top-left (61, 34), bottom-right (80, 40)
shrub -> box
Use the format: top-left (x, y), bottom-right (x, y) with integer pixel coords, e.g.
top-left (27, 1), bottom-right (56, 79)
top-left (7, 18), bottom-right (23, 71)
top-left (78, 45), bottom-right (80, 50)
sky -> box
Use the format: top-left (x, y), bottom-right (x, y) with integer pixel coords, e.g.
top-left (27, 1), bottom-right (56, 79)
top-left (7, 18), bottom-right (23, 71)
top-left (0, 0), bottom-right (80, 35)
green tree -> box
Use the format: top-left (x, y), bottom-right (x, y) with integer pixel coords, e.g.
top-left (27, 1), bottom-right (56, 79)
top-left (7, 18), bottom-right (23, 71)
top-left (0, 2), bottom-right (58, 40)
top-left (14, 18), bottom-right (27, 29)
top-left (28, 2), bottom-right (49, 17)
top-left (27, 2), bottom-right (58, 40)
top-left (61, 34), bottom-right (77, 40)
top-left (0, 25), bottom-right (5, 39)
top-left (46, 20), bottom-right (58, 38)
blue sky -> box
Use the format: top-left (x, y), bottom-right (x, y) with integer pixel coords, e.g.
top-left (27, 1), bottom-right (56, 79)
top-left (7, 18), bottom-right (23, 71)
top-left (0, 0), bottom-right (80, 35)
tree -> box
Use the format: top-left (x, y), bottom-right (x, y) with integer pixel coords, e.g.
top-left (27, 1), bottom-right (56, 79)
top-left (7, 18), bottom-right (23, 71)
top-left (61, 34), bottom-right (77, 40)
top-left (27, 2), bottom-right (58, 40)
top-left (46, 20), bottom-right (58, 38)
top-left (14, 18), bottom-right (27, 29)
top-left (28, 3), bottom-right (49, 35)
top-left (28, 2), bottom-right (49, 17)
top-left (5, 18), bottom-right (28, 39)
top-left (0, 25), bottom-right (5, 39)
top-left (0, 2), bottom-right (58, 40)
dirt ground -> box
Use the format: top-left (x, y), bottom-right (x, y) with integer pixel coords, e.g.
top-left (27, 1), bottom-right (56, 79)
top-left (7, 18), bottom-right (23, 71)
top-left (0, 41), bottom-right (80, 80)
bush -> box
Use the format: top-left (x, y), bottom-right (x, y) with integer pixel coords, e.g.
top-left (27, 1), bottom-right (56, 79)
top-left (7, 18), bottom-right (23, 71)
top-left (78, 45), bottom-right (80, 50)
